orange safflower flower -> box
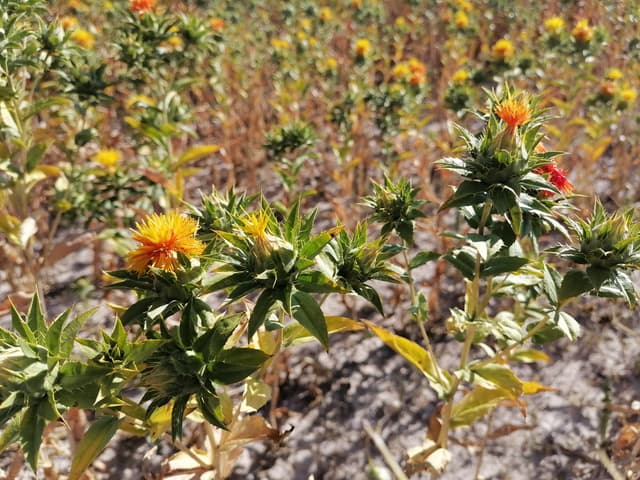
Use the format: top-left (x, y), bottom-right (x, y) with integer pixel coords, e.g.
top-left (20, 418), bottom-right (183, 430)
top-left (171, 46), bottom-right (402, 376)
top-left (127, 211), bottom-right (204, 273)
top-left (209, 18), bottom-right (225, 31)
top-left (495, 96), bottom-right (531, 132)
top-left (130, 0), bottom-right (155, 14)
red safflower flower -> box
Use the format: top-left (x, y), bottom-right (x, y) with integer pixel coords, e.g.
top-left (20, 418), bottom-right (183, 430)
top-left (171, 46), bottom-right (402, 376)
top-left (130, 0), bottom-right (155, 13)
top-left (533, 163), bottom-right (573, 197)
top-left (495, 96), bottom-right (532, 132)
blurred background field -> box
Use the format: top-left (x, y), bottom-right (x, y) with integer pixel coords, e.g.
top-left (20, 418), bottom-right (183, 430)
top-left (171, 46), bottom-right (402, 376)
top-left (2, 0), bottom-right (640, 478)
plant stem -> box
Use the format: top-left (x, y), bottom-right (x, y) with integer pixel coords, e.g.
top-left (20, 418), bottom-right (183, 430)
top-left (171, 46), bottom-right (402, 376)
top-left (474, 410), bottom-right (494, 480)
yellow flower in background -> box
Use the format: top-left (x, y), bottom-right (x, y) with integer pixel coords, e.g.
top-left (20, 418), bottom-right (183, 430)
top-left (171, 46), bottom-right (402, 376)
top-left (492, 38), bottom-right (514, 60)
top-left (455, 0), bottom-right (473, 12)
top-left (452, 69), bottom-right (469, 84)
top-left (60, 15), bottom-right (78, 30)
top-left (325, 57), bottom-right (338, 70)
top-left (127, 211), bottom-right (205, 273)
top-left (606, 68), bottom-right (623, 80)
top-left (454, 11), bottom-right (469, 29)
top-left (319, 7), bottom-right (333, 22)
top-left (544, 16), bottom-right (564, 35)
top-left (167, 35), bottom-right (183, 48)
top-left (572, 19), bottom-right (593, 42)
top-left (392, 62), bottom-right (410, 79)
top-left (309, 37), bottom-right (318, 47)
top-left (93, 149), bottom-right (121, 168)
top-left (620, 87), bottom-right (637, 104)
top-left (68, 0), bottom-right (89, 12)
top-left (355, 38), bottom-right (371, 57)
top-left (70, 29), bottom-right (94, 48)
top-left (209, 18), bottom-right (225, 31)
top-left (240, 211), bottom-right (273, 260)
top-left (408, 58), bottom-right (426, 85)
top-left (395, 17), bottom-right (406, 27)
top-left (352, 0), bottom-right (362, 9)
top-left (296, 31), bottom-right (307, 42)
top-left (271, 38), bottom-right (291, 50)
top-left (300, 18), bottom-right (312, 31)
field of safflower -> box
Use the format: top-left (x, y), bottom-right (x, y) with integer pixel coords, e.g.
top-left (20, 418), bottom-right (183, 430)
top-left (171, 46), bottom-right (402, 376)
top-left (2, 0), bottom-right (640, 478)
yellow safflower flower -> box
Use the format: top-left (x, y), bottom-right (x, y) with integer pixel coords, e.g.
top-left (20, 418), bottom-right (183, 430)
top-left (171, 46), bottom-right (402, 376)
top-left (60, 15), bottom-right (78, 30)
top-left (93, 149), bottom-right (121, 168)
top-left (355, 38), bottom-right (371, 57)
top-left (320, 7), bottom-right (333, 22)
top-left (620, 87), bottom-right (637, 104)
top-left (454, 11), bottom-right (469, 29)
top-left (606, 68), bottom-right (623, 80)
top-left (452, 69), bottom-right (469, 84)
top-left (70, 29), bottom-right (94, 48)
top-left (492, 38), bottom-right (514, 60)
top-left (544, 16), bottom-right (564, 35)
top-left (572, 19), bottom-right (593, 43)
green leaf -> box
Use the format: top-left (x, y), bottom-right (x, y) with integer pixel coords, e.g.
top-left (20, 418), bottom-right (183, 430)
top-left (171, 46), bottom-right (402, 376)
top-left (120, 297), bottom-right (160, 326)
top-left (60, 308), bottom-right (98, 357)
top-left (558, 269), bottom-right (593, 303)
top-left (10, 303), bottom-right (34, 343)
top-left (556, 311), bottom-right (581, 341)
top-left (212, 348), bottom-right (271, 384)
top-left (171, 394), bottom-right (190, 440)
top-left (409, 251), bottom-right (440, 269)
top-left (543, 264), bottom-right (560, 305)
top-left (46, 308), bottom-right (70, 356)
top-left (291, 291), bottom-right (329, 349)
top-left (248, 289), bottom-right (279, 339)
top-left (26, 291), bottom-right (45, 338)
top-left (440, 181), bottom-right (487, 210)
top-left (19, 403), bottom-right (45, 470)
top-left (450, 387), bottom-right (511, 428)
top-left (443, 250), bottom-right (476, 280)
top-left (481, 256), bottom-right (528, 277)
top-left (26, 143), bottom-right (47, 172)
top-left (68, 416), bottom-right (123, 480)
top-left (196, 393), bottom-right (227, 430)
top-left (300, 230), bottom-right (337, 260)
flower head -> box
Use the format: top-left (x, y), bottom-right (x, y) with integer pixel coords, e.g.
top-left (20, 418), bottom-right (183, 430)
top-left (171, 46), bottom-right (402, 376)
top-left (572, 19), bottom-right (593, 43)
top-left (606, 68), bottom-right (623, 81)
top-left (70, 29), bottom-right (94, 48)
top-left (544, 16), bottom-right (564, 35)
top-left (60, 15), bottom-right (78, 30)
top-left (127, 212), bottom-right (205, 273)
top-left (355, 38), bottom-right (371, 57)
top-left (209, 18), bottom-right (225, 31)
top-left (130, 0), bottom-right (155, 14)
top-left (454, 11), bottom-right (469, 29)
top-left (93, 149), bottom-right (121, 168)
top-left (495, 95), bottom-right (531, 132)
top-left (492, 39), bottom-right (514, 60)
top-left (534, 163), bottom-right (573, 197)
top-left (620, 87), bottom-right (637, 104)
top-left (452, 69), bottom-right (469, 84)
top-left (319, 7), bottom-right (333, 22)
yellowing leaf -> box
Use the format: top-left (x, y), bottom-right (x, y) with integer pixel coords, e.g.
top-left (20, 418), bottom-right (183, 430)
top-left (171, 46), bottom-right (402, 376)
top-left (283, 316), bottom-right (364, 347)
top-left (241, 377), bottom-right (272, 413)
top-left (173, 145), bottom-right (220, 171)
top-left (220, 415), bottom-right (279, 452)
top-left (147, 403), bottom-right (173, 441)
top-left (471, 364), bottom-right (523, 399)
top-left (522, 381), bottom-right (557, 395)
top-left (450, 387), bottom-right (511, 428)
top-left (510, 348), bottom-right (550, 363)
top-left (35, 165), bottom-right (61, 177)
top-left (364, 321), bottom-right (449, 395)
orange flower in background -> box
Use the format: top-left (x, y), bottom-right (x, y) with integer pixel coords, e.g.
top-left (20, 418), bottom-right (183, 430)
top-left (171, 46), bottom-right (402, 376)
top-left (130, 0), bottom-right (155, 13)
top-left (495, 95), bottom-right (531, 132)
top-left (209, 18), bottom-right (225, 31)
top-left (572, 19), bottom-right (593, 43)
top-left (492, 38), bottom-right (514, 60)
top-left (127, 212), bottom-right (205, 273)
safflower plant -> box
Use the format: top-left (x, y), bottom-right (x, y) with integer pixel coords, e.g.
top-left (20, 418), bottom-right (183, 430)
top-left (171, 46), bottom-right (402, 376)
top-left (0, 42), bottom-right (639, 476)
